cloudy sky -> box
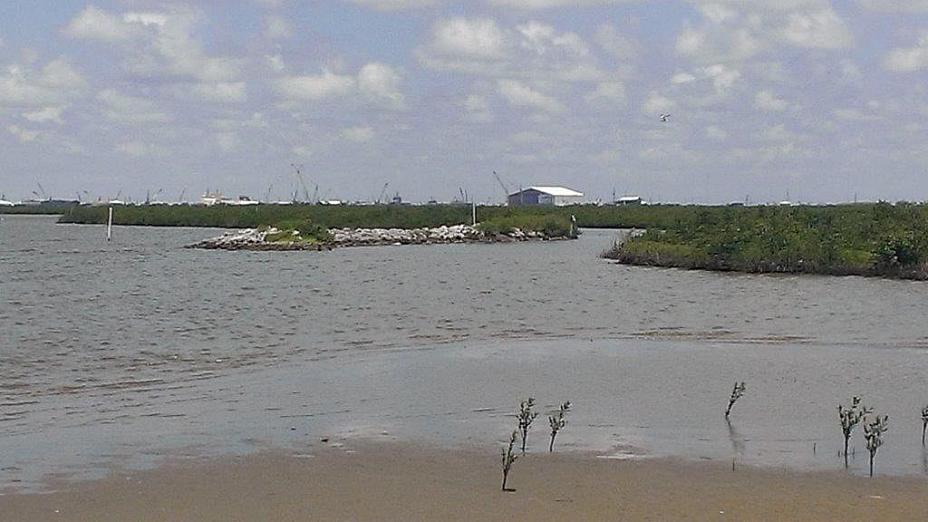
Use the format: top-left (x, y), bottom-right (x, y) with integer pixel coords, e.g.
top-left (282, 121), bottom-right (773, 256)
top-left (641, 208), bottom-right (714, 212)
top-left (1, 1), bottom-right (928, 204)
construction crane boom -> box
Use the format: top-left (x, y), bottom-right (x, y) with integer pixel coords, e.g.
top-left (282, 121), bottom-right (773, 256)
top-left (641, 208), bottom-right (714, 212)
top-left (291, 163), bottom-right (311, 202)
top-left (377, 182), bottom-right (389, 204)
top-left (492, 171), bottom-right (510, 200)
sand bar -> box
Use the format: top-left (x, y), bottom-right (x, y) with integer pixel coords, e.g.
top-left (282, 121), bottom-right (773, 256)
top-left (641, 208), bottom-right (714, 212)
top-left (2, 442), bottom-right (927, 521)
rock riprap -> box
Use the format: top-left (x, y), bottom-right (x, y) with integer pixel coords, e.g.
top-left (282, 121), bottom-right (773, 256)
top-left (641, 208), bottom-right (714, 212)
top-left (190, 224), bottom-right (556, 251)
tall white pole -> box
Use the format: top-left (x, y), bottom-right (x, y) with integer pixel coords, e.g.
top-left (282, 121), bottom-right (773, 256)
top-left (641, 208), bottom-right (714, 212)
top-left (472, 201), bottom-right (476, 226)
top-left (106, 207), bottom-right (113, 242)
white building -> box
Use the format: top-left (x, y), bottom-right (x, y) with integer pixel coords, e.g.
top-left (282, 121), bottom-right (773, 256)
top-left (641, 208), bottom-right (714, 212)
top-left (507, 186), bottom-right (584, 206)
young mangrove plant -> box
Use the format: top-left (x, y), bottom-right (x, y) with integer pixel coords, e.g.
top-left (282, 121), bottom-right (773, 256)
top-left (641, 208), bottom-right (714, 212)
top-left (863, 414), bottom-right (889, 477)
top-left (921, 404), bottom-right (928, 446)
top-left (838, 396), bottom-right (871, 467)
top-left (548, 401), bottom-right (571, 453)
top-left (501, 430), bottom-right (520, 491)
top-left (517, 397), bottom-right (539, 454)
top-left (724, 382), bottom-right (746, 418)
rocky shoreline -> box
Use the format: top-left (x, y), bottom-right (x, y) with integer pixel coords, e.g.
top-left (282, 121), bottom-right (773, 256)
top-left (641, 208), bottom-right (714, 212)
top-left (189, 224), bottom-right (566, 251)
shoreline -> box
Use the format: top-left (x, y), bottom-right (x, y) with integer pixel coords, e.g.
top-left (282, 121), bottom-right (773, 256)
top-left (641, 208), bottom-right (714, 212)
top-left (604, 248), bottom-right (928, 281)
top-left (2, 442), bottom-right (927, 521)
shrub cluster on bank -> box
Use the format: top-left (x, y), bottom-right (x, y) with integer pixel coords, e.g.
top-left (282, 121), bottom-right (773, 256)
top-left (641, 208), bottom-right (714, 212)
top-left (603, 203), bottom-right (928, 279)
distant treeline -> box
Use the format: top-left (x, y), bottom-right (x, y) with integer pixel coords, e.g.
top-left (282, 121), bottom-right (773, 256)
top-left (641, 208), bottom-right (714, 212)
top-left (1, 201), bottom-right (79, 215)
top-left (603, 202), bottom-right (928, 280)
top-left (57, 202), bottom-right (708, 230)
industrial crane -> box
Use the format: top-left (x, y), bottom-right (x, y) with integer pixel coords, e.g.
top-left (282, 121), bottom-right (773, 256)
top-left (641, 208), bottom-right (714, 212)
top-left (377, 182), bottom-right (390, 204)
top-left (493, 171), bottom-right (510, 202)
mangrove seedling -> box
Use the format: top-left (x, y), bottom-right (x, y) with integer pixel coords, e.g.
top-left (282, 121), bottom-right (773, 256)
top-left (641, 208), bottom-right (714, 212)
top-left (501, 430), bottom-right (520, 491)
top-left (724, 382), bottom-right (746, 418)
top-left (863, 414), bottom-right (889, 477)
top-left (838, 396), bottom-right (871, 467)
top-left (518, 397), bottom-right (539, 454)
top-left (548, 401), bottom-right (571, 453)
top-left (921, 404), bottom-right (928, 446)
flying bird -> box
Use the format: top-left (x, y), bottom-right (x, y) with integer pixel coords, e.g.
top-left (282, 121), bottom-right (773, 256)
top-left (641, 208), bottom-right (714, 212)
top-left (659, 113), bottom-right (671, 122)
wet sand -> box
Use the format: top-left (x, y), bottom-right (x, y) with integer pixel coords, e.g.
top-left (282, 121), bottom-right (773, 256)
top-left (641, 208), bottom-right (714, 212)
top-left (3, 443), bottom-right (927, 521)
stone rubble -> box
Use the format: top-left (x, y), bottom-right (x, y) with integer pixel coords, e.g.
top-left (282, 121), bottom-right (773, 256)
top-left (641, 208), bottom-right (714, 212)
top-left (190, 224), bottom-right (554, 251)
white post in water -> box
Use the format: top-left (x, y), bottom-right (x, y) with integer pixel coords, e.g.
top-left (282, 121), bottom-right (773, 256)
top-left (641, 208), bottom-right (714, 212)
top-left (106, 206), bottom-right (113, 242)
top-left (471, 201), bottom-right (476, 226)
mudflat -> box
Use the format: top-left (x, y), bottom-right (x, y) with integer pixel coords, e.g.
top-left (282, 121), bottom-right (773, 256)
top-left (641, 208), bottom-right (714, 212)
top-left (2, 443), bottom-right (926, 521)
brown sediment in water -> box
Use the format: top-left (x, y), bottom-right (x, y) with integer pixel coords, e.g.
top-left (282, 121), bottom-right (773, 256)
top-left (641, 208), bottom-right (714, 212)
top-left (2, 443), bottom-right (926, 521)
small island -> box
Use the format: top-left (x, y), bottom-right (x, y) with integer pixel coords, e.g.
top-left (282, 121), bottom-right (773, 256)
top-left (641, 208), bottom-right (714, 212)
top-left (189, 215), bottom-right (578, 251)
top-left (603, 202), bottom-right (928, 280)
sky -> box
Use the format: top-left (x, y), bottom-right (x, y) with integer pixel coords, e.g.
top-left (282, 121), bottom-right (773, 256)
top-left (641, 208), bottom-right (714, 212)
top-left (1, 0), bottom-right (928, 204)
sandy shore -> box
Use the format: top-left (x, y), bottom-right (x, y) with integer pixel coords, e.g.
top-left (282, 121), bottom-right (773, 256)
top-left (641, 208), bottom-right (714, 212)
top-left (2, 443), bottom-right (927, 521)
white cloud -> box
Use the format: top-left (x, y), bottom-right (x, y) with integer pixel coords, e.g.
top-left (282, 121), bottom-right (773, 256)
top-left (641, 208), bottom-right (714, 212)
top-left (671, 72), bottom-right (697, 84)
top-left (675, 4), bottom-right (851, 65)
top-left (292, 144), bottom-right (313, 158)
top-left (22, 106), bottom-right (65, 124)
top-left (275, 63), bottom-right (403, 108)
top-left (463, 94), bottom-right (493, 122)
top-left (497, 79), bottom-right (566, 113)
top-left (431, 18), bottom-right (505, 60)
top-left (275, 69), bottom-right (356, 101)
top-left (586, 81), bottom-right (625, 103)
top-left (487, 0), bottom-right (619, 7)
top-left (676, 24), bottom-right (761, 63)
top-left (834, 108), bottom-right (880, 121)
top-left (703, 64), bottom-right (740, 93)
top-left (0, 58), bottom-right (86, 108)
top-left (97, 89), bottom-right (171, 124)
top-left (264, 15), bottom-right (292, 39)
top-left (706, 125), bottom-right (728, 141)
top-left (190, 82), bottom-right (247, 103)
top-left (420, 18), bottom-right (604, 83)
top-left (358, 63), bottom-right (404, 108)
top-left (642, 92), bottom-right (675, 114)
top-left (762, 123), bottom-right (797, 142)
top-left (266, 54), bottom-right (286, 72)
top-left (66, 6), bottom-right (243, 83)
top-left (116, 141), bottom-right (165, 157)
top-left (215, 132), bottom-right (239, 152)
top-left (884, 34), bottom-right (928, 72)
top-left (517, 21), bottom-right (588, 57)
top-left (346, 0), bottom-right (440, 10)
top-left (594, 24), bottom-right (638, 59)
top-left (341, 126), bottom-right (374, 142)
top-left (7, 124), bottom-right (39, 142)
top-left (63, 6), bottom-right (140, 42)
top-left (755, 90), bottom-right (787, 111)
top-left (781, 9), bottom-right (852, 49)
top-left (857, 0), bottom-right (928, 12)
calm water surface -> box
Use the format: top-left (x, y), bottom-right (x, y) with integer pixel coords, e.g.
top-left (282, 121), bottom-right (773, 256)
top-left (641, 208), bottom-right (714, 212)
top-left (2, 215), bottom-right (928, 491)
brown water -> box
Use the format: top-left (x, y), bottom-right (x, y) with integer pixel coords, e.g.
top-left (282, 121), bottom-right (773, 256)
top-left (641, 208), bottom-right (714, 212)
top-left (3, 215), bottom-right (928, 491)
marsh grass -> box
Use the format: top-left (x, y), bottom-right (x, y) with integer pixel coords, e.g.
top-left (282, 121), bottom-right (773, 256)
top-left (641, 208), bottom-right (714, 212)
top-left (517, 397), bottom-right (539, 454)
top-left (864, 414), bottom-right (889, 477)
top-left (724, 382), bottom-right (746, 419)
top-left (921, 404), bottom-right (928, 446)
top-left (548, 401), bottom-right (571, 453)
top-left (838, 396), bottom-right (871, 468)
top-left (501, 430), bottom-right (519, 491)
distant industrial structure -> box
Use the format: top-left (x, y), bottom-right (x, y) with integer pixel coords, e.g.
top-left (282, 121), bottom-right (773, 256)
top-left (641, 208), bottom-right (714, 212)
top-left (199, 191), bottom-right (260, 206)
top-left (614, 195), bottom-right (642, 206)
top-left (507, 186), bottom-right (584, 207)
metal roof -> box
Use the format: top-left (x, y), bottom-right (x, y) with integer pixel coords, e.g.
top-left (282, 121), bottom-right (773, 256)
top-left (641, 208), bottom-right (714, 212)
top-left (510, 186), bottom-right (583, 197)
